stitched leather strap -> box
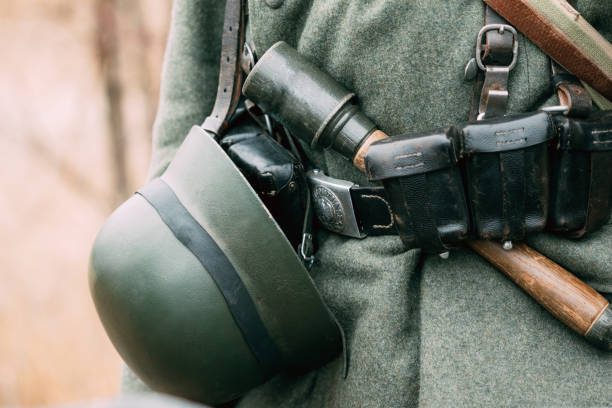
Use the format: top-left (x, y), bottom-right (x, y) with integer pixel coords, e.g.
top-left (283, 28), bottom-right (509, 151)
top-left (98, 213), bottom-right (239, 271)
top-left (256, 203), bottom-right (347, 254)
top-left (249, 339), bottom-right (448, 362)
top-left (484, 0), bottom-right (612, 100)
top-left (500, 149), bottom-right (527, 239)
top-left (138, 178), bottom-right (283, 378)
top-left (350, 186), bottom-right (395, 236)
top-left (398, 175), bottom-right (446, 252)
top-left (201, 0), bottom-right (246, 137)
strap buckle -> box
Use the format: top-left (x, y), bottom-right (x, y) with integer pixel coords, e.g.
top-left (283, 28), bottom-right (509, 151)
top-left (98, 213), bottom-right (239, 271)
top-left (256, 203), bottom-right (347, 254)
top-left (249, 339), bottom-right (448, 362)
top-left (475, 24), bottom-right (519, 120)
top-left (475, 24), bottom-right (518, 71)
top-left (307, 170), bottom-right (366, 239)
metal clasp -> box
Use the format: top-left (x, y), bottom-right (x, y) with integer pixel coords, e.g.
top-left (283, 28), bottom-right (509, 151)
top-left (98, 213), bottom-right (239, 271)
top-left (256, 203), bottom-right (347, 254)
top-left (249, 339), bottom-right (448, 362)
top-left (475, 24), bottom-right (519, 120)
top-left (241, 42), bottom-right (256, 75)
top-left (475, 24), bottom-right (519, 71)
top-left (307, 170), bottom-right (366, 239)
top-left (540, 105), bottom-right (570, 114)
top-left (299, 233), bottom-right (315, 269)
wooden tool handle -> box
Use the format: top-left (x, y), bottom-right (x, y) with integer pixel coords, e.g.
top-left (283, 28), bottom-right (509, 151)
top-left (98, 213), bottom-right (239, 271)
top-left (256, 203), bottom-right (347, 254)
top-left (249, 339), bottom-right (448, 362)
top-left (468, 240), bottom-right (611, 348)
top-left (353, 130), bottom-right (389, 172)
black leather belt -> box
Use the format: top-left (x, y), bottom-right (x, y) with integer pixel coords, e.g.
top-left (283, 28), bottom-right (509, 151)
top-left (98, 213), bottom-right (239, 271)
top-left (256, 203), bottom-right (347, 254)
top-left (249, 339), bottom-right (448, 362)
top-left (307, 170), bottom-right (395, 238)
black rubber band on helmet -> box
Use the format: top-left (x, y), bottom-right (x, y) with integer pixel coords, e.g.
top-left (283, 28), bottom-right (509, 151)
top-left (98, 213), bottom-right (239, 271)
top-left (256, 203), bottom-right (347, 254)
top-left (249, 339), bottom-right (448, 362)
top-left (137, 178), bottom-right (283, 378)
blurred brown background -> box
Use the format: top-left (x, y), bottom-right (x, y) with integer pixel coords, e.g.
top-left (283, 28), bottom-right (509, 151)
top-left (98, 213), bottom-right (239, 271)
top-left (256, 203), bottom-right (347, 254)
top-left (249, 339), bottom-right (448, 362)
top-left (0, 0), bottom-right (172, 405)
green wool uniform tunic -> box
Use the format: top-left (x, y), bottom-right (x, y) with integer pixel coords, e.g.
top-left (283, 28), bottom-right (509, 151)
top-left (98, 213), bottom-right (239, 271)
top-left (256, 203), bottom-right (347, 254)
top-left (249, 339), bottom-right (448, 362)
top-left (125, 0), bottom-right (612, 406)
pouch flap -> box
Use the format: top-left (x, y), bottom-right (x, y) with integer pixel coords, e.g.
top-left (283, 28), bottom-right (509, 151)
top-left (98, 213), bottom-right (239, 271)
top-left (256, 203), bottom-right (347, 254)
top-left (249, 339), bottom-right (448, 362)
top-left (220, 130), bottom-right (259, 148)
top-left (365, 127), bottom-right (460, 181)
top-left (556, 110), bottom-right (612, 151)
top-left (226, 133), bottom-right (296, 195)
top-left (462, 112), bottom-right (554, 153)
top-left (219, 117), bottom-right (262, 148)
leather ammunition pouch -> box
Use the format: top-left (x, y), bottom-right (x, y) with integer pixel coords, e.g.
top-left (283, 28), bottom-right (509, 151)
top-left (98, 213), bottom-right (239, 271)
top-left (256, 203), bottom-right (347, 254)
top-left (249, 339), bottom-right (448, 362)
top-left (462, 112), bottom-right (555, 241)
top-left (548, 110), bottom-right (612, 237)
top-left (365, 128), bottom-right (470, 253)
top-left (221, 120), bottom-right (308, 249)
top-left (363, 112), bottom-right (570, 252)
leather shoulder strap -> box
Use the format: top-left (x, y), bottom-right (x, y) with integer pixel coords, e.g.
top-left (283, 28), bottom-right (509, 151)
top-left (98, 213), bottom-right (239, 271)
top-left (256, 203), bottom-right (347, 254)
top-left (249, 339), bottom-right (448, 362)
top-left (201, 0), bottom-right (246, 138)
top-left (484, 0), bottom-right (612, 101)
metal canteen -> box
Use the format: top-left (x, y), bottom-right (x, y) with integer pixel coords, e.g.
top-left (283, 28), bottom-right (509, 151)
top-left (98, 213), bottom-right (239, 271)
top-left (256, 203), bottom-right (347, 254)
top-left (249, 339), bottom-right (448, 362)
top-left (243, 41), bottom-right (377, 161)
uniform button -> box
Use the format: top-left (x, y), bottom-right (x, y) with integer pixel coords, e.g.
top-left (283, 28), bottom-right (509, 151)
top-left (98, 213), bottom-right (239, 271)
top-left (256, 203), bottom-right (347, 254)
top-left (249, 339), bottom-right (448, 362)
top-left (264, 0), bottom-right (284, 9)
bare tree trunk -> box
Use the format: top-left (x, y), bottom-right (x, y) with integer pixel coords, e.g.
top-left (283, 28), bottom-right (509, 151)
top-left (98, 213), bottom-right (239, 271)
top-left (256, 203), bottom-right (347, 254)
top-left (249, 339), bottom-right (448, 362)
top-left (95, 0), bottom-right (129, 205)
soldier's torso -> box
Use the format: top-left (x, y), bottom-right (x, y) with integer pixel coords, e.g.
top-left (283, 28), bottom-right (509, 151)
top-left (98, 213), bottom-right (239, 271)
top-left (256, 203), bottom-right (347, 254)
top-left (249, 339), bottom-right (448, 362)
top-left (238, 1), bottom-right (612, 406)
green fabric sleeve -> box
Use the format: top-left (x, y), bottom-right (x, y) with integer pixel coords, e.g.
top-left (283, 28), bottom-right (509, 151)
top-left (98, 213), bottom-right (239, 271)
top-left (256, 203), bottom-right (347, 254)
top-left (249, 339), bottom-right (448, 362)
top-left (147, 0), bottom-right (226, 179)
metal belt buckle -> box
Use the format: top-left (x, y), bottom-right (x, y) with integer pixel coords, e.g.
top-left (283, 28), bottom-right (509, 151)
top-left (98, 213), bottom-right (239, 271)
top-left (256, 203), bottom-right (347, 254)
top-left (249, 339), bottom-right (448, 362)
top-left (307, 170), bottom-right (366, 239)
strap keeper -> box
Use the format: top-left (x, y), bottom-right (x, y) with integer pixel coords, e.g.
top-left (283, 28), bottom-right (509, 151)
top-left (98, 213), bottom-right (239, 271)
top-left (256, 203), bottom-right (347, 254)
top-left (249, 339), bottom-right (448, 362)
top-left (551, 61), bottom-right (592, 118)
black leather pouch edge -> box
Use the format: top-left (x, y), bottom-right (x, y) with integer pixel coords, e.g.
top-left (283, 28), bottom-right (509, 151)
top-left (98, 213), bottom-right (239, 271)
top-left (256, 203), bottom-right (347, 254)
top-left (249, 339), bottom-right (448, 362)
top-left (364, 127), bottom-right (470, 253)
top-left (221, 121), bottom-right (308, 249)
top-left (548, 110), bottom-right (612, 238)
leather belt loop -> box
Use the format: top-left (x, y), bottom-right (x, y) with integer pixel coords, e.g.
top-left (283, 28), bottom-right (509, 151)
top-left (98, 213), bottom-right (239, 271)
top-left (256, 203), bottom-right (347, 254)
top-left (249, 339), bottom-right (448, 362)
top-left (350, 186), bottom-right (396, 236)
top-left (550, 60), bottom-right (592, 118)
top-left (201, 0), bottom-right (247, 138)
top-left (547, 0), bottom-right (592, 120)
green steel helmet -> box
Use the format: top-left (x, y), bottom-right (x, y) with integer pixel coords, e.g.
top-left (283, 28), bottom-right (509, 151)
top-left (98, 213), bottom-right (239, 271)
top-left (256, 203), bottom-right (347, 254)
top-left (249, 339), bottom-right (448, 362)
top-left (89, 126), bottom-right (343, 405)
